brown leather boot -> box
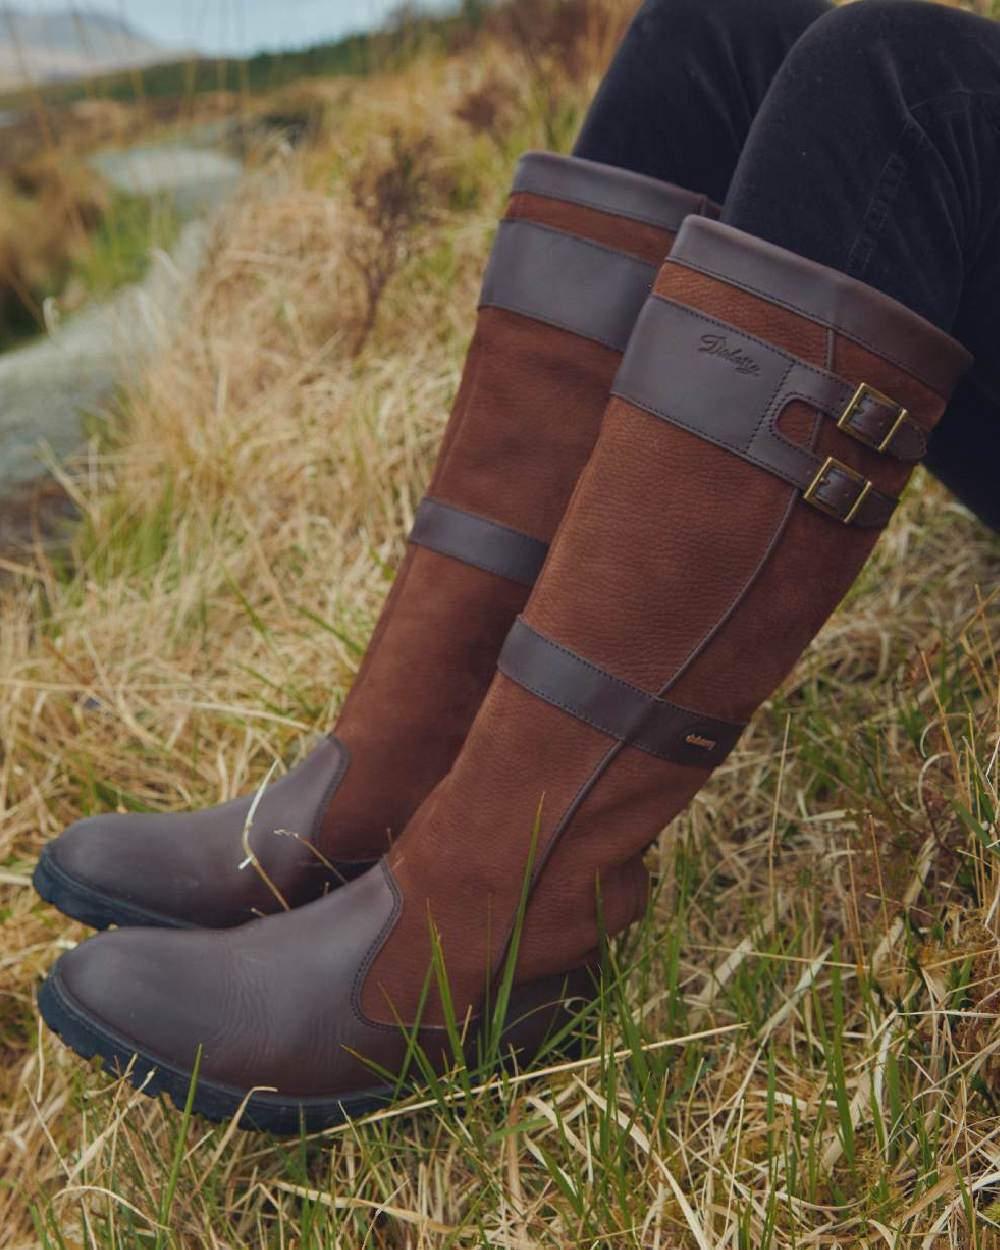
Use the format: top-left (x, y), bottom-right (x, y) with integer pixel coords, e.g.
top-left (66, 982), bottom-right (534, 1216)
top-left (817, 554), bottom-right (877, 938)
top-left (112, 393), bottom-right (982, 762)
top-left (38, 219), bottom-right (971, 1132)
top-left (33, 154), bottom-right (710, 931)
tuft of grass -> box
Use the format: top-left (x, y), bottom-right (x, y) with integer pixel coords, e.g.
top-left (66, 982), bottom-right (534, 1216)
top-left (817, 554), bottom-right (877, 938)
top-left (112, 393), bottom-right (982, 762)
top-left (70, 191), bottom-right (182, 302)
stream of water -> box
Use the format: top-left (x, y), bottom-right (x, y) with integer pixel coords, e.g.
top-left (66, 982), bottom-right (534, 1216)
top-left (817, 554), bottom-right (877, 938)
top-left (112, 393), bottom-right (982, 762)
top-left (0, 138), bottom-right (244, 508)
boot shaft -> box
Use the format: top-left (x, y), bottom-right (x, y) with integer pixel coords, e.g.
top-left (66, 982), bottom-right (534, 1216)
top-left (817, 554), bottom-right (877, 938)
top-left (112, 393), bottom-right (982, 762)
top-left (325, 155), bottom-right (713, 860)
top-left (364, 219), bottom-right (971, 1025)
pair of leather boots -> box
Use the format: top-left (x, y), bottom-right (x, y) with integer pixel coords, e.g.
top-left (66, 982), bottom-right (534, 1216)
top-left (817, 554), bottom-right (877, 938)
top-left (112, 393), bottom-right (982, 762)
top-left (35, 152), bottom-right (971, 1133)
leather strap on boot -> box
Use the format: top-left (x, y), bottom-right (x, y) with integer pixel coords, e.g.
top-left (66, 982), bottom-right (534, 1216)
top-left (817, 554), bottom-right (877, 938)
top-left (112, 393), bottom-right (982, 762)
top-left (614, 296), bottom-right (924, 527)
top-left (498, 617), bottom-right (744, 767)
top-left (408, 153), bottom-right (718, 587)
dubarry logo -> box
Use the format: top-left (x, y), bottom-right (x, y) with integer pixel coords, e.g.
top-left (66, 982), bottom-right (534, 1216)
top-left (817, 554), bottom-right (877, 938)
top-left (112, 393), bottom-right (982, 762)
top-left (685, 733), bottom-right (718, 752)
top-left (698, 333), bottom-right (760, 376)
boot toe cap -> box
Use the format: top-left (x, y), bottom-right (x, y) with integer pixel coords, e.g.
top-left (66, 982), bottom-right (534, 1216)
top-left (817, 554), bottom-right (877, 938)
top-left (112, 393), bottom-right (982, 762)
top-left (39, 812), bottom-right (205, 927)
top-left (48, 926), bottom-right (237, 1077)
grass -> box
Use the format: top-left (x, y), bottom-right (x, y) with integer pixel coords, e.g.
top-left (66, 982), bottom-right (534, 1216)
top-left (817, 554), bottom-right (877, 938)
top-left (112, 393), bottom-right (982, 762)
top-left (69, 192), bottom-right (182, 301)
top-left (2, 2), bottom-right (1000, 1246)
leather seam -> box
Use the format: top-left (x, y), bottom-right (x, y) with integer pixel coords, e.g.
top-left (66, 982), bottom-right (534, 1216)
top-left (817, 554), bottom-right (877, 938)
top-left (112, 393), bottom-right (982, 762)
top-left (410, 542), bottom-right (536, 584)
top-left (496, 669), bottom-right (721, 766)
top-left (507, 619), bottom-right (742, 726)
top-left (490, 218), bottom-right (658, 270)
top-left (409, 499), bottom-right (546, 585)
top-left (665, 254), bottom-right (947, 397)
top-left (350, 860), bottom-right (409, 1034)
top-left (489, 430), bottom-right (803, 1008)
top-left (478, 298), bottom-right (631, 352)
top-left (610, 386), bottom-right (811, 494)
top-left (614, 300), bottom-right (900, 516)
top-left (308, 736), bottom-right (351, 844)
top-left (514, 185), bottom-right (685, 233)
top-left (420, 496), bottom-right (541, 545)
top-left (519, 479), bottom-right (804, 955)
top-left (649, 296), bottom-right (918, 428)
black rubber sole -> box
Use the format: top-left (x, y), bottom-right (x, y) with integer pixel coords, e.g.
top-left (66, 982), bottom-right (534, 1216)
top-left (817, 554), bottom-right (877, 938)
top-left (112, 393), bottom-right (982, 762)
top-left (33, 846), bottom-right (195, 932)
top-left (38, 968), bottom-right (397, 1134)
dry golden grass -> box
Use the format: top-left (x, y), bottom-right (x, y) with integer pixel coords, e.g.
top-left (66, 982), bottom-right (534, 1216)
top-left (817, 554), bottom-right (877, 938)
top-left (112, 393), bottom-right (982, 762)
top-left (2, 9), bottom-right (1000, 1247)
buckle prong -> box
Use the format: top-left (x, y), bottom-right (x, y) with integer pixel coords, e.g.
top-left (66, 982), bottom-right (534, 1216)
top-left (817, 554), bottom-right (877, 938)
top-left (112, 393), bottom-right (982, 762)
top-left (837, 382), bottom-right (909, 454)
top-left (804, 456), bottom-right (873, 525)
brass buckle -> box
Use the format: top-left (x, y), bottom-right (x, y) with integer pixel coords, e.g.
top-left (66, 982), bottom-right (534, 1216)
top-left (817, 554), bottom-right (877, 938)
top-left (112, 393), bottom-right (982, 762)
top-left (804, 456), bottom-right (873, 525)
top-left (836, 382), bottom-right (909, 453)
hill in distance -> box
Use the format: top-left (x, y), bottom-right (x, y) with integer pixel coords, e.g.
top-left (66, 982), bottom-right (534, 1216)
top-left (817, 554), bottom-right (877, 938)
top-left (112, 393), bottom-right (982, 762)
top-left (0, 7), bottom-right (185, 88)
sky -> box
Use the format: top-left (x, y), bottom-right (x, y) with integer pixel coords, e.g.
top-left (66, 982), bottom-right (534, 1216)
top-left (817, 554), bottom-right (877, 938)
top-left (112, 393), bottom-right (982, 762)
top-left (14, 1), bottom-right (447, 56)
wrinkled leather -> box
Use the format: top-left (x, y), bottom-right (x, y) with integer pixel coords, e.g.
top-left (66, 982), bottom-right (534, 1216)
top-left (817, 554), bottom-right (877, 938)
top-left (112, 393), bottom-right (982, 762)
top-left (48, 738), bottom-right (362, 928)
top-left (51, 861), bottom-right (593, 1099)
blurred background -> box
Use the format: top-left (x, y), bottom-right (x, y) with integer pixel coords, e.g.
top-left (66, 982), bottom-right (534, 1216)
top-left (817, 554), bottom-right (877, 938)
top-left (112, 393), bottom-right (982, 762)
top-left (0, 0), bottom-right (501, 513)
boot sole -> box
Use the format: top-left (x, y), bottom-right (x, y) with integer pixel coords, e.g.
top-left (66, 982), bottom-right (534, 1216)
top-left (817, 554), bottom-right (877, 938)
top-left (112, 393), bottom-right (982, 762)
top-left (33, 847), bottom-right (197, 931)
top-left (37, 967), bottom-right (397, 1134)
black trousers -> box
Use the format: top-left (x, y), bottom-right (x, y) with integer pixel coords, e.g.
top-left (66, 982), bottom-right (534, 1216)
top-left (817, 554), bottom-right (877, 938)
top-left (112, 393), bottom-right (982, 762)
top-left (574, 0), bottom-right (1000, 533)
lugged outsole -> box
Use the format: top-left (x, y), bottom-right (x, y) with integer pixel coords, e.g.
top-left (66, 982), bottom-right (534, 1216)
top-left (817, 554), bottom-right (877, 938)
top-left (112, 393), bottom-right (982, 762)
top-left (37, 969), bottom-right (398, 1134)
top-left (32, 847), bottom-right (194, 932)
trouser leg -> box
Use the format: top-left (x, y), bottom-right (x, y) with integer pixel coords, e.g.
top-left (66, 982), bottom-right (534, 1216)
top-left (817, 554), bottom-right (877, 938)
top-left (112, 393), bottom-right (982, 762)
top-left (724, 0), bottom-right (1000, 530)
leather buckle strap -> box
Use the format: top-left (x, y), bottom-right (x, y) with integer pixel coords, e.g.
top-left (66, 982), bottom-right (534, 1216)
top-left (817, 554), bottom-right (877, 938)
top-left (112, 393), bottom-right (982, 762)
top-left (409, 499), bottom-right (549, 587)
top-left (498, 617), bottom-right (745, 769)
top-left (804, 457), bottom-right (874, 525)
top-left (612, 298), bottom-right (910, 529)
top-left (479, 220), bottom-right (657, 353)
top-left (836, 383), bottom-right (920, 459)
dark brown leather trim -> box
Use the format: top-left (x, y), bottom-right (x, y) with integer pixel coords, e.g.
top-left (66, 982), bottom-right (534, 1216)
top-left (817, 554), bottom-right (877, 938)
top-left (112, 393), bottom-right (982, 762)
top-left (668, 218), bottom-right (973, 397)
top-left (513, 151), bottom-right (719, 231)
top-left (834, 383), bottom-right (926, 460)
top-left (409, 498), bottom-right (549, 587)
top-left (498, 617), bottom-right (745, 768)
top-left (308, 735), bottom-right (351, 842)
top-left (612, 296), bottom-right (901, 527)
top-left (479, 220), bottom-right (657, 352)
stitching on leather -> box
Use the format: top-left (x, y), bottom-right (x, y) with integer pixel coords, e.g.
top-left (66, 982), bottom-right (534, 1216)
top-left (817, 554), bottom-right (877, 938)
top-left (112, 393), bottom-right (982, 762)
top-left (308, 736), bottom-right (351, 844)
top-left (478, 300), bottom-right (627, 352)
top-left (610, 380), bottom-right (808, 486)
top-left (478, 221), bottom-right (654, 349)
top-left (665, 254), bottom-right (947, 396)
top-left (497, 658), bottom-right (630, 748)
top-left (614, 301), bottom-right (903, 508)
top-left (763, 387), bottom-right (841, 479)
top-left (498, 622), bottom-right (744, 761)
top-left (419, 497), bottom-right (545, 546)
top-left (409, 501), bottom-right (546, 585)
top-left (511, 619), bottom-right (740, 726)
top-left (513, 177), bottom-right (692, 233)
top-left (512, 620), bottom-right (662, 704)
top-left (351, 860), bottom-right (408, 1034)
top-left (649, 296), bottom-right (889, 406)
top-left (412, 537), bottom-right (538, 586)
top-left (492, 218), bottom-right (660, 269)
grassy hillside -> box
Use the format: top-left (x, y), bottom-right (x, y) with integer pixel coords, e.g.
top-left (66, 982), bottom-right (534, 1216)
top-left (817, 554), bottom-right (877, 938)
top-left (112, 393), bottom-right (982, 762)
top-left (0, 4), bottom-right (486, 110)
top-left (0, 3), bottom-right (485, 347)
top-left (2, 1), bottom-right (1000, 1246)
